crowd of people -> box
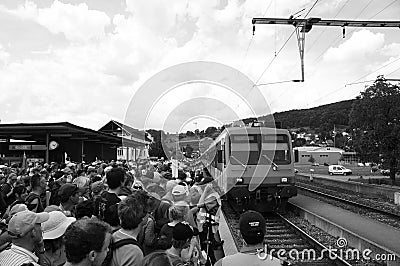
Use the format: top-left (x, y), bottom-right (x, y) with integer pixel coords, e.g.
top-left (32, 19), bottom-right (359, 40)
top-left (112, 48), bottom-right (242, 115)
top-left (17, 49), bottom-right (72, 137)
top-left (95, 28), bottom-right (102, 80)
top-left (0, 159), bottom-right (229, 266)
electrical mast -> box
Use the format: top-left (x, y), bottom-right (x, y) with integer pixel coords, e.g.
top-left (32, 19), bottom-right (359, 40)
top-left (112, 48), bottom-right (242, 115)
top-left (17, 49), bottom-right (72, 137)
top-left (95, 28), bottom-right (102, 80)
top-left (252, 17), bottom-right (400, 82)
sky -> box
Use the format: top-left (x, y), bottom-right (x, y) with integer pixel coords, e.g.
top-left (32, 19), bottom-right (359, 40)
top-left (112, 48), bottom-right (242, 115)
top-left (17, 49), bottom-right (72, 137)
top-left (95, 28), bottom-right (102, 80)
top-left (0, 0), bottom-right (399, 133)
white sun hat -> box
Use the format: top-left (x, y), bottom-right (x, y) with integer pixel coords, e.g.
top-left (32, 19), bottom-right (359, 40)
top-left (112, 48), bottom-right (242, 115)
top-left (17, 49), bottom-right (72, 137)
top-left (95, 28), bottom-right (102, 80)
top-left (42, 211), bottom-right (76, 240)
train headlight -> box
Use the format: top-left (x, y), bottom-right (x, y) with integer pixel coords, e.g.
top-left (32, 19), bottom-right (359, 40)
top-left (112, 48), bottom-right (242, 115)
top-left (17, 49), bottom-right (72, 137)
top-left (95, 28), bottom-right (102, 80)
top-left (281, 177), bottom-right (288, 183)
top-left (236, 177), bottom-right (244, 183)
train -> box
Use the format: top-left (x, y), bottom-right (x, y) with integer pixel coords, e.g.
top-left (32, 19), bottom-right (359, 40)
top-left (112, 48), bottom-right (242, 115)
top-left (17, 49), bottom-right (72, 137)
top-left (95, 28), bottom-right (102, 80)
top-left (197, 122), bottom-right (297, 212)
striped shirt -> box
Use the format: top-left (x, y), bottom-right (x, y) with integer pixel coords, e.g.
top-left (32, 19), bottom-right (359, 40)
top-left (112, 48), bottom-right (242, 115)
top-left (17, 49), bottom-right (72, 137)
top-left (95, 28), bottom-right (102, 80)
top-left (0, 244), bottom-right (40, 266)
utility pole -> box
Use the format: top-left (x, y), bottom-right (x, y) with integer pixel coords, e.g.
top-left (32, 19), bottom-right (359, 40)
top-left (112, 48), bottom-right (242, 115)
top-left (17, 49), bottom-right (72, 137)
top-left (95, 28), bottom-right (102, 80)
top-left (252, 17), bottom-right (400, 81)
top-left (333, 124), bottom-right (336, 148)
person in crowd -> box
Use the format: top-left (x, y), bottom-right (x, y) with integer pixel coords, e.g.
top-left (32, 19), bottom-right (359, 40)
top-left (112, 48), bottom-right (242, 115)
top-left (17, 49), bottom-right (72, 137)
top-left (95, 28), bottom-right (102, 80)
top-left (25, 174), bottom-right (47, 213)
top-left (99, 167), bottom-right (125, 228)
top-left (48, 171), bottom-right (65, 206)
top-left (75, 200), bottom-right (94, 219)
top-left (72, 170), bottom-right (89, 191)
top-left (121, 172), bottom-right (134, 194)
top-left (87, 166), bottom-right (98, 182)
top-left (142, 251), bottom-right (172, 266)
top-left (172, 184), bottom-right (190, 203)
top-left (138, 192), bottom-right (161, 255)
top-left (1, 172), bottom-right (18, 206)
top-left (0, 210), bottom-right (49, 266)
top-left (110, 191), bottom-right (149, 266)
top-left (91, 181), bottom-right (105, 198)
top-left (166, 222), bottom-right (199, 266)
top-left (1, 185), bottom-right (28, 220)
top-left (64, 218), bottom-right (112, 266)
top-left (215, 210), bottom-right (284, 266)
top-left (58, 184), bottom-right (80, 217)
top-left (41, 211), bottom-right (76, 266)
top-left (163, 180), bottom-right (179, 203)
top-left (189, 185), bottom-right (203, 207)
top-left (197, 185), bottom-right (222, 266)
top-left (158, 203), bottom-right (190, 249)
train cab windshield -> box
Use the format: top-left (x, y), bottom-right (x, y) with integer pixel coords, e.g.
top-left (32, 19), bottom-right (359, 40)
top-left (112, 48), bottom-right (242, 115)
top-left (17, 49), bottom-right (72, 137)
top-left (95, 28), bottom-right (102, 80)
top-left (230, 134), bottom-right (291, 165)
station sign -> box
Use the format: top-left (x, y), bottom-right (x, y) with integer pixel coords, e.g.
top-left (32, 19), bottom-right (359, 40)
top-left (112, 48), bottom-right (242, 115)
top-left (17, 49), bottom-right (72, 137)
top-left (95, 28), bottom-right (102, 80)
top-left (9, 145), bottom-right (47, 151)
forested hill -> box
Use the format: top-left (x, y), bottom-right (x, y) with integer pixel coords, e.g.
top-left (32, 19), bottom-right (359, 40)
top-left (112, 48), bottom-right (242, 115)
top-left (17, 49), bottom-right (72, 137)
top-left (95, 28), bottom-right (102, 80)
top-left (259, 99), bottom-right (355, 130)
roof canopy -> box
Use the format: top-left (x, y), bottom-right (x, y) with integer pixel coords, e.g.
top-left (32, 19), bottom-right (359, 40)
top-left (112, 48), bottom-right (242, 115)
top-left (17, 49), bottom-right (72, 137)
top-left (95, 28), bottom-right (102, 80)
top-left (0, 122), bottom-right (142, 147)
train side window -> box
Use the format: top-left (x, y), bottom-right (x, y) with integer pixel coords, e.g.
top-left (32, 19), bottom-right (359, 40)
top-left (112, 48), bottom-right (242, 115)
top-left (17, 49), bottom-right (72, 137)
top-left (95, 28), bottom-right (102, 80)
top-left (217, 150), bottom-right (223, 163)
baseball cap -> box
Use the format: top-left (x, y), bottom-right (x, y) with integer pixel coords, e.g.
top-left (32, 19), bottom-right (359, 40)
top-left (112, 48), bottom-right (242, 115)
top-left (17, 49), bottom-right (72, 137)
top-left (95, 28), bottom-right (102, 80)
top-left (239, 211), bottom-right (266, 238)
top-left (58, 184), bottom-right (79, 202)
top-left (172, 185), bottom-right (188, 196)
top-left (173, 222), bottom-right (194, 241)
top-left (42, 211), bottom-right (76, 240)
top-left (8, 210), bottom-right (49, 238)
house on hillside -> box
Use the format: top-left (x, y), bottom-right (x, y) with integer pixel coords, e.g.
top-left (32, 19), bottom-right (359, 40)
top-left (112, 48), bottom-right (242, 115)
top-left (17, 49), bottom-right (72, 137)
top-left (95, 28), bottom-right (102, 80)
top-left (294, 146), bottom-right (344, 165)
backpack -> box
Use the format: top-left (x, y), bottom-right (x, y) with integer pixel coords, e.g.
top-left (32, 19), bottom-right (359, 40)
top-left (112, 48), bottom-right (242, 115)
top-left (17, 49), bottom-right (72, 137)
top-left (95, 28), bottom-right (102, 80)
top-left (101, 238), bottom-right (142, 266)
top-left (93, 195), bottom-right (108, 221)
top-left (25, 193), bottom-right (42, 212)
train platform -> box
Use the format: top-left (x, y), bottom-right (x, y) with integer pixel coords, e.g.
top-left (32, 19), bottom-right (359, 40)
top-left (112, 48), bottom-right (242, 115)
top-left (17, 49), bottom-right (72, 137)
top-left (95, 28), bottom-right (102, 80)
top-left (290, 194), bottom-right (400, 260)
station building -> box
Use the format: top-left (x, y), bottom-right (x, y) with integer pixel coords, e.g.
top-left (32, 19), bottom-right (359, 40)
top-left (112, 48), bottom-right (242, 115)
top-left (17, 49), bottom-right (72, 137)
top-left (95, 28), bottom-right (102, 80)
top-left (0, 121), bottom-right (150, 165)
top-left (99, 120), bottom-right (150, 162)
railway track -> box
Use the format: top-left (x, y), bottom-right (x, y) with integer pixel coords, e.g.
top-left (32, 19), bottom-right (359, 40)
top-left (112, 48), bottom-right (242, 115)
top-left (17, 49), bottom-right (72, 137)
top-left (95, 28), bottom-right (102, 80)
top-left (296, 184), bottom-right (400, 221)
top-left (222, 202), bottom-right (352, 266)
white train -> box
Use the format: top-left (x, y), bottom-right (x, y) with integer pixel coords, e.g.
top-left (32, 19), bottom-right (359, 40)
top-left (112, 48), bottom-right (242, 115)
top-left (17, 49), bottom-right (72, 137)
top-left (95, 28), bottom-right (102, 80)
top-left (198, 123), bottom-right (297, 212)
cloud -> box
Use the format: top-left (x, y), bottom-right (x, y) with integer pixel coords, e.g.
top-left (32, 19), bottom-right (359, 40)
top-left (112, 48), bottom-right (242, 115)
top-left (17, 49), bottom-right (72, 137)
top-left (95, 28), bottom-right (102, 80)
top-left (8, 0), bottom-right (111, 42)
top-left (381, 43), bottom-right (400, 57)
top-left (323, 30), bottom-right (385, 62)
top-left (1, 0), bottom-right (399, 132)
top-left (0, 44), bottom-right (10, 65)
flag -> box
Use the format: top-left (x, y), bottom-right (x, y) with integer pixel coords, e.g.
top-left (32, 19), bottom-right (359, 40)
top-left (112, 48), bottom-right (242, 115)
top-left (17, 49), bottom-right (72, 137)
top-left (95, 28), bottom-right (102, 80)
top-left (22, 151), bottom-right (27, 169)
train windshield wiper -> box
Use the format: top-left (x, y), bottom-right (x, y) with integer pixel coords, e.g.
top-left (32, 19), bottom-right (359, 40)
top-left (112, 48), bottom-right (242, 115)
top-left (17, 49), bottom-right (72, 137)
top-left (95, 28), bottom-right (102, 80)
top-left (262, 154), bottom-right (279, 170)
top-left (230, 156), bottom-right (246, 169)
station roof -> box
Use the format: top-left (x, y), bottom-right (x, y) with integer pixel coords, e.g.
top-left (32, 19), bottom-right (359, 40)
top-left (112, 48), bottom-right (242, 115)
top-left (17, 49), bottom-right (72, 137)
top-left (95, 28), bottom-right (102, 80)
top-left (0, 122), bottom-right (143, 147)
top-left (99, 120), bottom-right (151, 144)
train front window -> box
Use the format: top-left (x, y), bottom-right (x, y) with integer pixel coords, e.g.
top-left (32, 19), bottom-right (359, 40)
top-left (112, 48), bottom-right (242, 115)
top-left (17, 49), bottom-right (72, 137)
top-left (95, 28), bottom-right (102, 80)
top-left (230, 134), bottom-right (260, 165)
top-left (261, 135), bottom-right (291, 165)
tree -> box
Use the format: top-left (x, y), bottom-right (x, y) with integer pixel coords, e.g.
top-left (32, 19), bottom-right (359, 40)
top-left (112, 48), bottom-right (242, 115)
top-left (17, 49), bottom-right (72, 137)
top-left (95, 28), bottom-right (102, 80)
top-left (147, 129), bottom-right (167, 159)
top-left (184, 144), bottom-right (194, 158)
top-left (205, 127), bottom-right (218, 137)
top-left (308, 155), bottom-right (315, 164)
top-left (293, 138), bottom-right (306, 147)
top-left (349, 76), bottom-right (400, 184)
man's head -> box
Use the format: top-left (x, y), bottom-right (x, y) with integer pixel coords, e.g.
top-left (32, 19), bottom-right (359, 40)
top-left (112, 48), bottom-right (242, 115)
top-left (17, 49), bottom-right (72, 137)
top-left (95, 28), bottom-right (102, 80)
top-left (13, 184), bottom-right (28, 200)
top-left (8, 210), bottom-right (49, 249)
top-left (172, 222), bottom-right (193, 250)
top-left (30, 174), bottom-right (46, 192)
top-left (91, 181), bottom-right (104, 197)
top-left (169, 202), bottom-right (189, 222)
top-left (58, 184), bottom-right (80, 205)
top-left (87, 166), bottom-right (97, 178)
top-left (239, 211), bottom-right (266, 245)
top-left (8, 172), bottom-right (18, 185)
top-left (106, 167), bottom-right (125, 190)
top-left (118, 191), bottom-right (148, 230)
top-left (64, 218), bottom-right (112, 266)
